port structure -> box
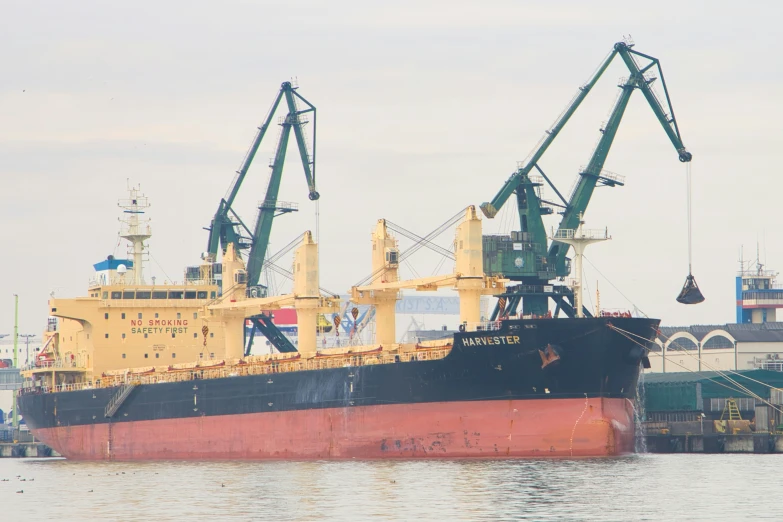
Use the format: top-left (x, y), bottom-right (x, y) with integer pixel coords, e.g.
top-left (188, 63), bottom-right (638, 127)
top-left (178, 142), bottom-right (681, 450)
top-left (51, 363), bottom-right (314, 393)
top-left (736, 252), bottom-right (783, 324)
top-left (206, 232), bottom-right (339, 357)
top-left (204, 81), bottom-right (318, 288)
top-left (480, 39), bottom-right (693, 318)
top-left (350, 206), bottom-right (506, 345)
top-left (201, 81), bottom-right (320, 351)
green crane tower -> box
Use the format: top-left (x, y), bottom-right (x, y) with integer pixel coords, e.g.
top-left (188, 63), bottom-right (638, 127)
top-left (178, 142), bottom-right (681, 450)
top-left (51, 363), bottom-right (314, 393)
top-left (480, 40), bottom-right (695, 318)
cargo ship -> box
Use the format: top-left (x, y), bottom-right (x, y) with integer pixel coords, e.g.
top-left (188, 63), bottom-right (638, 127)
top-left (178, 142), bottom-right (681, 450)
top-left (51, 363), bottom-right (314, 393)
top-left (16, 186), bottom-right (659, 460)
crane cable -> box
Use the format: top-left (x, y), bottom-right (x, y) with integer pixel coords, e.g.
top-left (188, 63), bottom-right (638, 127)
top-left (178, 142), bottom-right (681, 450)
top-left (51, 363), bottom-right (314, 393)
top-left (686, 161), bottom-right (693, 276)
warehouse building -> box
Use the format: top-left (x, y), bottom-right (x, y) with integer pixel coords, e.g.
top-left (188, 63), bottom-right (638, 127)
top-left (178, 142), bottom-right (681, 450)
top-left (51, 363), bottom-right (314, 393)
top-left (647, 323), bottom-right (783, 373)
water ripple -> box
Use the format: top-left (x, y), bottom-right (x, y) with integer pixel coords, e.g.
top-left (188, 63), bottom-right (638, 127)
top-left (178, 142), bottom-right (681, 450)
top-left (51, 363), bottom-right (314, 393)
top-left (1, 454), bottom-right (782, 521)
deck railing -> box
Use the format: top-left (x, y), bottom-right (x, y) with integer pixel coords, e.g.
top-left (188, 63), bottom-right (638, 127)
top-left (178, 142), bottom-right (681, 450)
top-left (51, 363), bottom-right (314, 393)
top-left (19, 346), bottom-right (453, 395)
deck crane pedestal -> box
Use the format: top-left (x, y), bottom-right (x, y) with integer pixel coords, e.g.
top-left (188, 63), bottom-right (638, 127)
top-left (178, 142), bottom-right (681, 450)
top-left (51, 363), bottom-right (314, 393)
top-left (480, 40), bottom-right (703, 318)
top-left (350, 207), bottom-right (506, 346)
top-left (201, 81), bottom-right (321, 354)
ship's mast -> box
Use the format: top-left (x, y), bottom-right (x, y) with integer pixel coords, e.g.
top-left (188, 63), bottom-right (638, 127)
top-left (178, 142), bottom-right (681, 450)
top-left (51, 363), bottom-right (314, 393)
top-left (551, 214), bottom-right (610, 318)
top-left (119, 183), bottom-right (152, 285)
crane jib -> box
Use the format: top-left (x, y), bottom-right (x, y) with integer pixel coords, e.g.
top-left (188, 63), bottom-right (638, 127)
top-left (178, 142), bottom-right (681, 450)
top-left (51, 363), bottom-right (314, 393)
top-left (479, 40), bottom-right (702, 314)
top-left (204, 81), bottom-right (320, 292)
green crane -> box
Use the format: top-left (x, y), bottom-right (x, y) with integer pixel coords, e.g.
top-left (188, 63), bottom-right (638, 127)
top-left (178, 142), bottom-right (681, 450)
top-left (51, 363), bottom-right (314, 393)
top-left (205, 81), bottom-right (318, 289)
top-left (481, 40), bottom-right (696, 318)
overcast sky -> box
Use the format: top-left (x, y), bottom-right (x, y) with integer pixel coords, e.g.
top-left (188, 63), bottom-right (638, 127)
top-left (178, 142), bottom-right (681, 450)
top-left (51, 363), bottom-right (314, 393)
top-left (1, 1), bottom-right (782, 339)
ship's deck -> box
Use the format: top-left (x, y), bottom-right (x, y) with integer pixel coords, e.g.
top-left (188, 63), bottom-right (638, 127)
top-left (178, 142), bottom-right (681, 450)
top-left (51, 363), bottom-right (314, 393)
top-left (20, 341), bottom-right (453, 394)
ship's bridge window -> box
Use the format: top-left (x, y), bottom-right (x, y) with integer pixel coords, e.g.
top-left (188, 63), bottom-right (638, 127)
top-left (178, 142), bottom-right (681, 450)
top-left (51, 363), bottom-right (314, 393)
top-left (111, 292), bottom-right (122, 299)
top-left (197, 291), bottom-right (208, 299)
top-left (136, 291), bottom-right (151, 299)
top-left (152, 291), bottom-right (167, 299)
top-left (168, 291), bottom-right (183, 299)
top-left (185, 291), bottom-right (197, 299)
top-left (123, 291), bottom-right (135, 299)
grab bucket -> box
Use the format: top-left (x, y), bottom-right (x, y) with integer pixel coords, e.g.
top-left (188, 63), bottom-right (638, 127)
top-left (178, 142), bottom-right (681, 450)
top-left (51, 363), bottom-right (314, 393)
top-left (676, 274), bottom-right (705, 305)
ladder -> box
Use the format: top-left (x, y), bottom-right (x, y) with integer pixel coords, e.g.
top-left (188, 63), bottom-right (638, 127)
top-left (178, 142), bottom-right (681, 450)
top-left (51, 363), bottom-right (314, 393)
top-left (104, 383), bottom-right (137, 418)
top-left (720, 398), bottom-right (743, 421)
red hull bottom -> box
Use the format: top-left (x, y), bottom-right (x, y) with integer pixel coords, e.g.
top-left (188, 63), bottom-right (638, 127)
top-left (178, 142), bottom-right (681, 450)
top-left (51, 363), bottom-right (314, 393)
top-left (33, 398), bottom-right (636, 460)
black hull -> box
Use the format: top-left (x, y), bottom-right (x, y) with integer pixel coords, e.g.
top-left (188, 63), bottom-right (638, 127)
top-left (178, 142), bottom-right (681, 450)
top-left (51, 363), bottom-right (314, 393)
top-left (19, 317), bottom-right (658, 431)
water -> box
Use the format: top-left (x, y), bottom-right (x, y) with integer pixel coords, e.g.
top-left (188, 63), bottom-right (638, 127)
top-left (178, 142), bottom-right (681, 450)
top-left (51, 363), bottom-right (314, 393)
top-left (2, 455), bottom-right (781, 521)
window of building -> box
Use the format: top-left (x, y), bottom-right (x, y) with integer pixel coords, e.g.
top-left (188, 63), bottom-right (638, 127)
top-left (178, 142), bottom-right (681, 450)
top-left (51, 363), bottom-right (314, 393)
top-left (171, 333), bottom-right (176, 338)
top-left (210, 353), bottom-right (215, 358)
top-left (176, 312), bottom-right (181, 319)
top-left (155, 353), bottom-right (159, 358)
top-left (703, 336), bottom-right (733, 350)
top-left (172, 353), bottom-right (176, 358)
top-left (168, 291), bottom-right (183, 299)
top-left (136, 291), bottom-right (151, 299)
top-left (144, 333), bottom-right (148, 339)
top-left (199, 353), bottom-right (203, 358)
top-left (197, 291), bottom-right (208, 299)
top-left (210, 291), bottom-right (216, 299)
top-left (102, 292), bottom-right (108, 299)
top-left (105, 313), bottom-right (109, 319)
top-left (138, 313), bottom-right (142, 319)
top-left (210, 332), bottom-right (214, 338)
top-left (155, 313), bottom-right (159, 319)
top-left (184, 291), bottom-right (197, 299)
top-left (122, 333), bottom-right (126, 339)
top-left (193, 312), bottom-right (198, 319)
top-left (123, 291), bottom-right (135, 299)
top-left (144, 354), bottom-right (148, 359)
top-left (121, 313), bottom-right (126, 319)
top-left (152, 291), bottom-right (167, 299)
top-left (105, 333), bottom-right (109, 338)
top-left (668, 338), bottom-right (697, 351)
top-left (122, 354), bottom-right (126, 359)
top-left (111, 292), bottom-right (121, 299)
top-left (193, 333), bottom-right (198, 338)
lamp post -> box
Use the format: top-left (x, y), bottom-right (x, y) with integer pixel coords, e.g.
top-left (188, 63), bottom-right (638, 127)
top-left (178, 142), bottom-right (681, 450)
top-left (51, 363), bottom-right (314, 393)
top-left (20, 334), bottom-right (35, 366)
top-left (12, 294), bottom-right (19, 429)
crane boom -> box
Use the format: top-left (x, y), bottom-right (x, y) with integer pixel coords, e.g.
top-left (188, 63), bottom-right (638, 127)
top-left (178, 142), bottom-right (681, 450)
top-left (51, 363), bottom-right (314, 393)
top-left (206, 90), bottom-right (285, 258)
top-left (205, 81), bottom-right (319, 269)
top-left (548, 43), bottom-right (692, 274)
top-left (481, 40), bottom-right (695, 316)
top-left (480, 48), bottom-right (619, 219)
top-left (246, 122), bottom-right (292, 286)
